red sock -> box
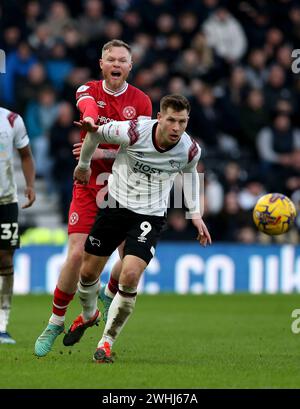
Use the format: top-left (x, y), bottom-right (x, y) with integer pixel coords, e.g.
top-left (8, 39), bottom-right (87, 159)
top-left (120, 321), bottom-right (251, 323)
top-left (52, 286), bottom-right (75, 317)
top-left (108, 277), bottom-right (118, 295)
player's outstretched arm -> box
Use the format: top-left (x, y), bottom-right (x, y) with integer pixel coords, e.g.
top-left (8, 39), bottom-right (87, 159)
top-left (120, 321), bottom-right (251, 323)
top-left (76, 121), bottom-right (131, 177)
top-left (77, 130), bottom-right (103, 169)
top-left (181, 149), bottom-right (211, 246)
top-left (72, 142), bottom-right (118, 161)
top-left (74, 129), bottom-right (100, 184)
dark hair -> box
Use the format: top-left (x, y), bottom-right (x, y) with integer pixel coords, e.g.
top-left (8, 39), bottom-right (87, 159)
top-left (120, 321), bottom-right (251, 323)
top-left (102, 39), bottom-right (131, 55)
top-left (160, 94), bottom-right (191, 114)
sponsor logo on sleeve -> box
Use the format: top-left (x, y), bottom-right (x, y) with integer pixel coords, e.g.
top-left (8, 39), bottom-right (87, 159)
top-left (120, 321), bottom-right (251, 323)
top-left (76, 85), bottom-right (90, 93)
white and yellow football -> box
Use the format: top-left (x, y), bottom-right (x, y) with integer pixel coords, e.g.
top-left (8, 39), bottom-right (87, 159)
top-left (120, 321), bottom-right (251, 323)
top-left (253, 193), bottom-right (297, 235)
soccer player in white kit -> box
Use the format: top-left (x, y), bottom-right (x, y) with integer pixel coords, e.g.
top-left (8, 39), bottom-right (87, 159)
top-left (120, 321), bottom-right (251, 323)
top-left (63, 94), bottom-right (211, 362)
top-left (0, 108), bottom-right (35, 344)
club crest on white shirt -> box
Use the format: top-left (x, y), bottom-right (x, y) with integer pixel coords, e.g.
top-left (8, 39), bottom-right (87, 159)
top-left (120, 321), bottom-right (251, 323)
top-left (169, 160), bottom-right (181, 169)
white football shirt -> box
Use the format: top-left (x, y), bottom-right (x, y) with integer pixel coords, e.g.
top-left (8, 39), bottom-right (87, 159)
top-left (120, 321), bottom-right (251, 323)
top-left (79, 119), bottom-right (201, 216)
top-left (0, 108), bottom-right (29, 205)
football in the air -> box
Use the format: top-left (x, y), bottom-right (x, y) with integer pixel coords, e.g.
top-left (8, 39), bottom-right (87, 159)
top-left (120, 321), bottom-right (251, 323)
top-left (253, 193), bottom-right (297, 235)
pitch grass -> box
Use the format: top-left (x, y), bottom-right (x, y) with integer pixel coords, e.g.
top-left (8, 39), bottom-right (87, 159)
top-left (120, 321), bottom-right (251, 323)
top-left (0, 294), bottom-right (300, 389)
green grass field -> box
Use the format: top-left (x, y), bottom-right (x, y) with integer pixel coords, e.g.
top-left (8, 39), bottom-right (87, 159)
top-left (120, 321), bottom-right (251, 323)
top-left (0, 294), bottom-right (300, 389)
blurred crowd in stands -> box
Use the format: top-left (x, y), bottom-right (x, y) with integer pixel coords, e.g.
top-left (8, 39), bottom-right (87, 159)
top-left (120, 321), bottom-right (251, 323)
top-left (1, 0), bottom-right (300, 243)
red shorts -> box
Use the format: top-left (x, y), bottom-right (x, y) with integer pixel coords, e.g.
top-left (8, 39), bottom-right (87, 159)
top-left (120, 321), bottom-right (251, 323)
top-left (68, 184), bottom-right (101, 235)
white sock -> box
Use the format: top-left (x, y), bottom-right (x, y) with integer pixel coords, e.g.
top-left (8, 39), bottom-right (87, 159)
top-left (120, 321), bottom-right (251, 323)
top-left (98, 334), bottom-right (114, 348)
top-left (0, 274), bottom-right (13, 333)
top-left (98, 285), bottom-right (136, 348)
top-left (49, 313), bottom-right (65, 326)
top-left (78, 278), bottom-right (100, 321)
top-left (0, 310), bottom-right (9, 333)
top-left (104, 284), bottom-right (115, 299)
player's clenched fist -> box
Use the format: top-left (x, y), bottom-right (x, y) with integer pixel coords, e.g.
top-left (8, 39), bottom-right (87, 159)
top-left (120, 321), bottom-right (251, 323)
top-left (73, 165), bottom-right (91, 185)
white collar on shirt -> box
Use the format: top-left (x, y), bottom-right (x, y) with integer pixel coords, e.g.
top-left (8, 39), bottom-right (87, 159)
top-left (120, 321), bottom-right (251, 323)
top-left (102, 80), bottom-right (128, 96)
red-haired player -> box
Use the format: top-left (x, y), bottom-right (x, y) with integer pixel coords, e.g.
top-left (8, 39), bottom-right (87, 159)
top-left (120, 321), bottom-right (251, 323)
top-left (35, 39), bottom-right (152, 357)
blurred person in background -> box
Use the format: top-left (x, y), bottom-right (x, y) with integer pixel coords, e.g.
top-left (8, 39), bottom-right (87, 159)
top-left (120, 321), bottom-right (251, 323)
top-left (202, 6), bottom-right (248, 65)
top-left (1, 26), bottom-right (21, 54)
top-left (217, 65), bottom-right (249, 145)
top-left (236, 226), bottom-right (257, 244)
top-left (214, 191), bottom-right (252, 242)
top-left (263, 64), bottom-right (293, 114)
top-left (239, 88), bottom-right (269, 158)
top-left (45, 40), bottom-right (74, 92)
top-left (160, 209), bottom-right (196, 241)
top-left (244, 48), bottom-right (268, 90)
top-left (189, 31), bottom-right (225, 83)
top-left (283, 149), bottom-right (300, 196)
top-left (44, 0), bottom-right (75, 39)
top-left (263, 27), bottom-right (284, 61)
top-left (49, 102), bottom-right (79, 224)
top-left (256, 110), bottom-right (300, 190)
top-left (167, 76), bottom-right (189, 96)
top-left (0, 107), bottom-right (35, 344)
top-left (15, 63), bottom-right (51, 115)
top-left (238, 175), bottom-right (266, 212)
top-left (77, 0), bottom-right (107, 45)
top-left (1, 42), bottom-right (38, 108)
top-left (288, 4), bottom-right (300, 45)
top-left (154, 13), bottom-right (176, 51)
top-left (24, 86), bottom-right (59, 193)
top-left (61, 67), bottom-right (91, 103)
top-left (219, 161), bottom-right (245, 194)
top-left (130, 32), bottom-right (156, 75)
top-left (34, 39), bottom-right (152, 357)
top-left (133, 0), bottom-right (174, 33)
top-left (121, 9), bottom-right (142, 43)
top-left (27, 22), bottom-right (56, 61)
top-left (23, 0), bottom-right (43, 37)
top-left (188, 84), bottom-right (222, 148)
top-left (276, 43), bottom-right (294, 87)
top-left (178, 11), bottom-right (199, 49)
top-left (173, 48), bottom-right (203, 80)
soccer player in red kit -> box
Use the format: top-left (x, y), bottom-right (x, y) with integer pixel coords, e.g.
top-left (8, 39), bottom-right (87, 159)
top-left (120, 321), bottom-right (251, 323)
top-left (35, 39), bottom-right (152, 357)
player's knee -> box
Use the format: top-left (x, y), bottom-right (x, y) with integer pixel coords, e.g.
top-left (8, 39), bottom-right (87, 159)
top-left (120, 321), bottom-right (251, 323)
top-left (120, 270), bottom-right (139, 288)
top-left (79, 267), bottom-right (95, 282)
top-left (67, 248), bottom-right (83, 270)
top-left (79, 259), bottom-right (97, 282)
